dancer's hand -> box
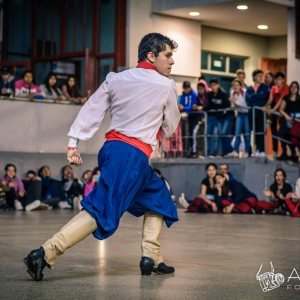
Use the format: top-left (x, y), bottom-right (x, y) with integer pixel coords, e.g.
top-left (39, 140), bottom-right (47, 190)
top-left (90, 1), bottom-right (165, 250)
top-left (67, 149), bottom-right (83, 166)
top-left (211, 202), bottom-right (218, 212)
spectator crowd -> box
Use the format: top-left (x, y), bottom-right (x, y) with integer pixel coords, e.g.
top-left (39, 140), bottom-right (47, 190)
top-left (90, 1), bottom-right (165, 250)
top-left (177, 69), bottom-right (300, 162)
top-left (0, 67), bottom-right (87, 104)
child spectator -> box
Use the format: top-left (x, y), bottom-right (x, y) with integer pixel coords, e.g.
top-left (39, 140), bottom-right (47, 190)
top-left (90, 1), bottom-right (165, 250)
top-left (82, 170), bottom-right (95, 197)
top-left (264, 71), bottom-right (275, 90)
top-left (178, 81), bottom-right (197, 112)
top-left (204, 78), bottom-right (233, 157)
top-left (246, 69), bottom-right (269, 157)
top-left (262, 72), bottom-right (289, 157)
top-left (236, 69), bottom-right (248, 92)
top-left (15, 70), bottom-right (45, 100)
top-left (61, 165), bottom-right (83, 208)
top-left (278, 81), bottom-right (300, 162)
top-left (0, 164), bottom-right (25, 210)
top-left (215, 173), bottom-right (257, 214)
top-left (257, 168), bottom-right (292, 214)
top-left (227, 79), bottom-right (250, 158)
top-left (0, 66), bottom-right (15, 97)
top-left (180, 163), bottom-right (218, 212)
top-left (38, 165), bottom-right (71, 209)
top-left (62, 75), bottom-right (87, 105)
top-left (40, 73), bottom-right (66, 101)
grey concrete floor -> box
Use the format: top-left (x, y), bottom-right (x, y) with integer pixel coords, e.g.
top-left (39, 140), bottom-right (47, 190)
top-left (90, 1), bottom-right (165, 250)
top-left (0, 209), bottom-right (300, 300)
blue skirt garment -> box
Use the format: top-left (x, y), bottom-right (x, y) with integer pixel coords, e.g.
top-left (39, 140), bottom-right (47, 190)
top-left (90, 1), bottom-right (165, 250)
top-left (81, 141), bottom-right (179, 240)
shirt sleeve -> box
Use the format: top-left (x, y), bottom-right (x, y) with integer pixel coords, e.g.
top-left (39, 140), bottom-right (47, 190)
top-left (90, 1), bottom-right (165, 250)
top-left (161, 80), bottom-right (181, 138)
top-left (270, 86), bottom-right (276, 98)
top-left (67, 74), bottom-right (112, 147)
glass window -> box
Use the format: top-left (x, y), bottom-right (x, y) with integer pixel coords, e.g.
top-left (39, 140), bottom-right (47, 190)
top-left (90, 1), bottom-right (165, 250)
top-left (201, 52), bottom-right (208, 70)
top-left (229, 57), bottom-right (244, 74)
top-left (99, 58), bottom-right (114, 84)
top-left (210, 54), bottom-right (226, 72)
top-left (99, 0), bottom-right (115, 54)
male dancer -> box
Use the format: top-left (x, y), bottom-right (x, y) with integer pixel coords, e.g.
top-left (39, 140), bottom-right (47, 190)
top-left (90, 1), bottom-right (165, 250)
top-left (24, 33), bottom-right (181, 281)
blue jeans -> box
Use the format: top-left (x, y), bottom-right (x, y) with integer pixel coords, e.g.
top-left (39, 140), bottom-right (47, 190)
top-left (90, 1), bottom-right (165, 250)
top-left (217, 116), bottom-right (233, 154)
top-left (233, 113), bottom-right (250, 153)
top-left (206, 115), bottom-right (218, 155)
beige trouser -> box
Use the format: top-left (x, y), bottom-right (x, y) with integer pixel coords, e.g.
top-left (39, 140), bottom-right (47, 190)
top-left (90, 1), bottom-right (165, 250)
top-left (42, 210), bottom-right (164, 269)
top-left (141, 212), bottom-right (164, 267)
top-left (42, 210), bottom-right (97, 269)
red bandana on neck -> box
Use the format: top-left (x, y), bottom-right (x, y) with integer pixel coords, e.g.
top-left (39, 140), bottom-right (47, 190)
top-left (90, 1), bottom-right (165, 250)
top-left (136, 61), bottom-right (157, 71)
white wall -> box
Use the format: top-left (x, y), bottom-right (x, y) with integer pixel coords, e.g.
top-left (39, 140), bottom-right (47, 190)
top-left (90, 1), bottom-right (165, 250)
top-left (127, 0), bottom-right (201, 92)
top-left (287, 8), bottom-right (300, 82)
top-left (1, 100), bottom-right (110, 154)
top-left (202, 26), bottom-right (269, 85)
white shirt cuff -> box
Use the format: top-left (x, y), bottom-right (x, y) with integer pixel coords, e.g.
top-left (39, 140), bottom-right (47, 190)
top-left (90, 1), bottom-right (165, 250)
top-left (68, 137), bottom-right (79, 148)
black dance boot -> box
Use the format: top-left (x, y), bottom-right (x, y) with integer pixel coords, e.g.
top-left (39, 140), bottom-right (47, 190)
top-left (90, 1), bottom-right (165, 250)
top-left (153, 262), bottom-right (175, 275)
top-left (140, 257), bottom-right (155, 276)
top-left (23, 247), bottom-right (48, 281)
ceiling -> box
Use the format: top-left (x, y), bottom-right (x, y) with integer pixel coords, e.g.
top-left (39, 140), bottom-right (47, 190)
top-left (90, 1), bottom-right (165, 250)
top-left (155, 0), bottom-right (291, 36)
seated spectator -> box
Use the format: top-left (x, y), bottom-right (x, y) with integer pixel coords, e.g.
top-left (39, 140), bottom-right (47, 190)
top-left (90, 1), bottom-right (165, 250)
top-left (15, 70), bottom-right (45, 100)
top-left (0, 180), bottom-right (11, 210)
top-left (204, 78), bottom-right (233, 157)
top-left (215, 173), bottom-right (257, 214)
top-left (278, 81), bottom-right (300, 162)
top-left (257, 168), bottom-right (292, 215)
top-left (227, 79), bottom-right (250, 158)
top-left (281, 177), bottom-right (300, 217)
top-left (263, 72), bottom-right (289, 157)
top-left (0, 164), bottom-right (25, 210)
top-left (219, 164), bottom-right (234, 181)
top-left (38, 165), bottom-right (71, 209)
top-left (61, 165), bottom-right (84, 208)
top-left (0, 66), bottom-right (15, 97)
top-left (153, 168), bottom-right (176, 203)
top-left (180, 163), bottom-right (219, 213)
top-left (40, 73), bottom-right (66, 101)
top-left (246, 69), bottom-right (269, 157)
top-left (23, 170), bottom-right (59, 210)
top-left (82, 170), bottom-right (95, 197)
top-left (62, 75), bottom-right (87, 105)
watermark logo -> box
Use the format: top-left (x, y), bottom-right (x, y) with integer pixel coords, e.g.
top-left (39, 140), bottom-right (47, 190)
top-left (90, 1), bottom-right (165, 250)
top-left (256, 262), bottom-right (285, 292)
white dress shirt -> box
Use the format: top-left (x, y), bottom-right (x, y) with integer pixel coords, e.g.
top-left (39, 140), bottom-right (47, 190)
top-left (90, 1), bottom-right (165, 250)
top-left (68, 68), bottom-right (181, 150)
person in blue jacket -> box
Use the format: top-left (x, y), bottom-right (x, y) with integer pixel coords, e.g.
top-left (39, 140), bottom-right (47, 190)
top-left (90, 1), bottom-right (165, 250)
top-left (0, 67), bottom-right (15, 97)
top-left (178, 81), bottom-right (200, 156)
top-left (246, 69), bottom-right (269, 157)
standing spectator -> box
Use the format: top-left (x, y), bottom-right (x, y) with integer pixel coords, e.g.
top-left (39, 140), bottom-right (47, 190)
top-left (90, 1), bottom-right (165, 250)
top-left (257, 168), bottom-right (292, 215)
top-left (278, 81), bottom-right (300, 162)
top-left (0, 66), bottom-right (15, 97)
top-left (236, 69), bottom-right (248, 92)
top-left (62, 75), bottom-right (87, 105)
top-left (204, 78), bottom-right (233, 157)
top-left (264, 71), bottom-right (275, 90)
top-left (227, 79), bottom-right (250, 158)
top-left (40, 73), bottom-right (66, 101)
top-left (262, 72), bottom-right (289, 157)
top-left (15, 70), bottom-right (45, 100)
top-left (246, 69), bottom-right (269, 157)
top-left (0, 164), bottom-right (24, 210)
top-left (178, 81), bottom-right (199, 157)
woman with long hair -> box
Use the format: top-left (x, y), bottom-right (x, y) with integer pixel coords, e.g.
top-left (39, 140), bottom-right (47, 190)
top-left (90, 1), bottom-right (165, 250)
top-left (62, 75), bottom-right (87, 105)
top-left (257, 168), bottom-right (293, 214)
top-left (264, 71), bottom-right (275, 90)
top-left (40, 73), bottom-right (65, 101)
top-left (278, 81), bottom-right (300, 162)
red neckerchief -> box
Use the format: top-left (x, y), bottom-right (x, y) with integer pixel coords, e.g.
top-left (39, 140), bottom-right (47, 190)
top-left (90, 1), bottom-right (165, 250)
top-left (136, 61), bottom-right (157, 71)
top-left (136, 61), bottom-right (161, 146)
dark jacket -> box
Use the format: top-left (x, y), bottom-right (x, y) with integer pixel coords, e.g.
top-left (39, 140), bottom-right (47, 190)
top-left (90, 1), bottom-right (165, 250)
top-left (246, 84), bottom-right (269, 107)
top-left (204, 89), bottom-right (233, 119)
top-left (0, 78), bottom-right (15, 96)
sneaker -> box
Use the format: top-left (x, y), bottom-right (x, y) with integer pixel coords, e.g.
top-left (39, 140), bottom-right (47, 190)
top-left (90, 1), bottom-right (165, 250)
top-left (198, 155), bottom-right (206, 159)
top-left (36, 203), bottom-right (50, 210)
top-left (58, 201), bottom-right (72, 209)
top-left (216, 155), bottom-right (222, 159)
top-left (25, 200), bottom-right (41, 211)
top-left (243, 153), bottom-right (249, 158)
top-left (179, 193), bottom-right (189, 209)
top-left (259, 152), bottom-right (266, 157)
top-left (208, 155), bottom-right (215, 159)
top-left (251, 150), bottom-right (260, 157)
top-left (14, 200), bottom-right (23, 211)
top-left (227, 151), bottom-right (239, 157)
